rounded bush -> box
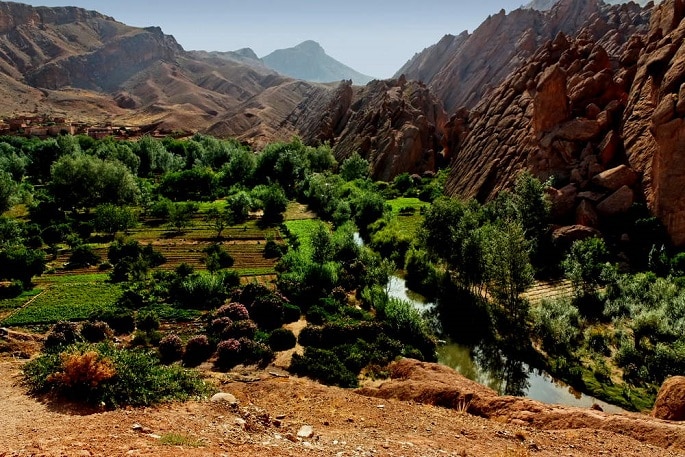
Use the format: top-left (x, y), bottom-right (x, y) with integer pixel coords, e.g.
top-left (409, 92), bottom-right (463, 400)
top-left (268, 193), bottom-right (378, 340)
top-left (222, 319), bottom-right (257, 340)
top-left (239, 337), bottom-right (274, 367)
top-left (268, 328), bottom-right (297, 351)
top-left (80, 321), bottom-right (113, 343)
top-left (209, 317), bottom-right (233, 336)
top-left (44, 321), bottom-right (81, 350)
top-left (183, 335), bottom-right (212, 367)
top-left (283, 303), bottom-right (301, 324)
top-left (216, 302), bottom-right (250, 321)
top-left (136, 311), bottom-right (160, 332)
top-left (215, 339), bottom-right (242, 371)
top-left (96, 310), bottom-right (135, 335)
top-left (158, 333), bottom-right (184, 364)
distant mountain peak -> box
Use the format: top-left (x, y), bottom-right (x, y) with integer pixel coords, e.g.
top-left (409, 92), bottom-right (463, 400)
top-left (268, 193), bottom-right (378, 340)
top-left (262, 41), bottom-right (374, 86)
top-left (294, 40), bottom-right (325, 53)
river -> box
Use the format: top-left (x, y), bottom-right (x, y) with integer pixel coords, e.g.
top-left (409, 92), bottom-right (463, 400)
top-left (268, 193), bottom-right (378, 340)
top-left (387, 275), bottom-right (623, 413)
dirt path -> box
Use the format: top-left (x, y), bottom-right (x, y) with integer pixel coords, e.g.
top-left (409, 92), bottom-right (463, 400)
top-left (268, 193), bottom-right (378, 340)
top-left (1, 355), bottom-right (684, 457)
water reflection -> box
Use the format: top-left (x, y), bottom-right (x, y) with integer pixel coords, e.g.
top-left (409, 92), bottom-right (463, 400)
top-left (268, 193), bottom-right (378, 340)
top-left (390, 274), bottom-right (623, 412)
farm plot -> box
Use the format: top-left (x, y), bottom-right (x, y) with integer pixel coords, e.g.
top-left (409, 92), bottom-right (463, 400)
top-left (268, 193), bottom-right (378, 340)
top-left (2, 275), bottom-right (121, 327)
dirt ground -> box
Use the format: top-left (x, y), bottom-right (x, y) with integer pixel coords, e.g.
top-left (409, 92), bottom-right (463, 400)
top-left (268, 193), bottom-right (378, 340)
top-left (1, 351), bottom-right (684, 457)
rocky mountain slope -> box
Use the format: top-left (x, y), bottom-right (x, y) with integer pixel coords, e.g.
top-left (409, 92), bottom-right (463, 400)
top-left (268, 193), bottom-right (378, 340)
top-left (0, 2), bottom-right (314, 131)
top-left (396, 0), bottom-right (649, 112)
top-left (442, 0), bottom-right (685, 247)
top-left (262, 40), bottom-right (374, 86)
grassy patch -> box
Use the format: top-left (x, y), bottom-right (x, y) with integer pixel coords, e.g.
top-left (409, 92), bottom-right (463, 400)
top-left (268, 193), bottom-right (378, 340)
top-left (0, 288), bottom-right (41, 310)
top-left (2, 281), bottom-right (121, 326)
top-left (284, 219), bottom-right (321, 258)
top-left (158, 432), bottom-right (205, 447)
top-left (580, 369), bottom-right (655, 412)
top-left (386, 197), bottom-right (427, 236)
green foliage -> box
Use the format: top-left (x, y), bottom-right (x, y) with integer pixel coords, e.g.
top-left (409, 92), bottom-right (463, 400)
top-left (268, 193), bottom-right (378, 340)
top-left (290, 347), bottom-right (358, 387)
top-left (23, 342), bottom-right (210, 408)
top-left (202, 244), bottom-right (234, 272)
top-left (183, 335), bottom-right (212, 367)
top-left (68, 244), bottom-right (101, 269)
top-left (50, 153), bottom-right (140, 210)
top-left (0, 170), bottom-right (15, 213)
top-left (0, 245), bottom-right (45, 287)
top-left (563, 237), bottom-right (614, 299)
top-left (268, 328), bottom-right (297, 351)
top-left (94, 204), bottom-right (137, 235)
top-left (340, 152), bottom-right (370, 181)
top-left (251, 184), bottom-right (288, 223)
top-left (531, 297), bottom-right (580, 355)
top-left (167, 202), bottom-right (199, 233)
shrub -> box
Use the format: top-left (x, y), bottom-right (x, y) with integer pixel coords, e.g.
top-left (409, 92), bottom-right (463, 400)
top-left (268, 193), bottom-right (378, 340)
top-left (130, 329), bottom-right (162, 347)
top-left (80, 321), bottom-right (113, 343)
top-left (238, 337), bottom-right (274, 366)
top-left (93, 309), bottom-right (135, 335)
top-left (249, 294), bottom-right (285, 330)
top-left (183, 335), bottom-right (212, 367)
top-left (23, 343), bottom-right (210, 407)
top-left (136, 311), bottom-right (160, 332)
top-left (44, 321), bottom-right (81, 351)
top-left (264, 239), bottom-right (286, 258)
top-left (290, 347), bottom-right (358, 387)
top-left (268, 328), bottom-right (297, 351)
top-left (216, 302), bottom-right (250, 321)
top-left (67, 244), bottom-right (101, 268)
top-left (223, 319), bottom-right (257, 340)
top-left (215, 339), bottom-right (242, 371)
top-left (283, 303), bottom-right (301, 323)
top-left (209, 317), bottom-right (233, 337)
top-left (158, 333), bottom-right (184, 364)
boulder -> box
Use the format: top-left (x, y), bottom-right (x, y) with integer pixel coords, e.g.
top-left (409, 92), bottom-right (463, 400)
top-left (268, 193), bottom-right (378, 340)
top-left (591, 165), bottom-right (638, 191)
top-left (597, 185), bottom-right (634, 216)
top-left (534, 64), bottom-right (570, 136)
top-left (552, 225), bottom-right (602, 246)
top-left (548, 184), bottom-right (578, 219)
top-left (653, 376), bottom-right (685, 421)
top-left (210, 392), bottom-right (239, 406)
top-left (576, 200), bottom-right (599, 228)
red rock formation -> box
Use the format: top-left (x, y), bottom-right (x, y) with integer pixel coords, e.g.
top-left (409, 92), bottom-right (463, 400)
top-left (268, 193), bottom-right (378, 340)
top-left (397, 0), bottom-right (636, 112)
top-left (653, 375), bottom-right (685, 420)
top-left (623, 0), bottom-right (685, 245)
top-left (444, 1), bottom-right (650, 232)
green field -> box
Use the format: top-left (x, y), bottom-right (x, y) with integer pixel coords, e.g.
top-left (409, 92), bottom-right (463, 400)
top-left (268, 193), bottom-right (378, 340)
top-left (2, 276), bottom-right (121, 326)
top-left (284, 219), bottom-right (321, 258)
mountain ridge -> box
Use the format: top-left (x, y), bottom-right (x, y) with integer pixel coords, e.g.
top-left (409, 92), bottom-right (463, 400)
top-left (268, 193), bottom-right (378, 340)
top-left (262, 40), bottom-right (374, 86)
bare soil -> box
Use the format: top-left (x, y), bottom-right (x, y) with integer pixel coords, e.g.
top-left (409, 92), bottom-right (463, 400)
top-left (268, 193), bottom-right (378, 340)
top-left (2, 341), bottom-right (685, 457)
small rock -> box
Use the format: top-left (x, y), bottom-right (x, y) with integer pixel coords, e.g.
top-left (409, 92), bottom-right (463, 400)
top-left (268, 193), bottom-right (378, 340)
top-left (297, 425), bottom-right (314, 439)
top-left (285, 432), bottom-right (298, 443)
top-left (276, 414), bottom-right (286, 420)
top-left (234, 417), bottom-right (247, 428)
top-left (147, 433), bottom-right (161, 440)
top-left (273, 419), bottom-right (282, 427)
top-left (211, 392), bottom-right (239, 406)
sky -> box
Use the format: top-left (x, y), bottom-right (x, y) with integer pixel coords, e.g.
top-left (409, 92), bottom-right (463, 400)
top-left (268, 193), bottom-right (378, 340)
top-left (11, 1), bottom-right (533, 78)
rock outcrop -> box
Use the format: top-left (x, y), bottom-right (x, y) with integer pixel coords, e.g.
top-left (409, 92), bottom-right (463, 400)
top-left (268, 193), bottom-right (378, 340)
top-left (623, 0), bottom-right (685, 246)
top-left (397, 0), bottom-right (637, 112)
top-left (443, 1), bottom-right (650, 236)
top-left (359, 358), bottom-right (685, 450)
top-left (653, 376), bottom-right (685, 420)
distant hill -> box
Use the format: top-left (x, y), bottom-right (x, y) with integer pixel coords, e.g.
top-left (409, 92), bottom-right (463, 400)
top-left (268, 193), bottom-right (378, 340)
top-left (262, 40), bottom-right (374, 86)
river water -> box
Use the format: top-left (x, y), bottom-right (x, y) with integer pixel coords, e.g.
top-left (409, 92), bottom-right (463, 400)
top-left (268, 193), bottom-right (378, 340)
top-left (387, 275), bottom-right (622, 413)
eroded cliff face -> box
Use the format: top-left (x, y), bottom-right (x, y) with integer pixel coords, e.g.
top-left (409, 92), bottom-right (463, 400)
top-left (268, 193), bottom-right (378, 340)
top-left (445, 2), bottom-right (650, 234)
top-left (398, 0), bottom-right (646, 113)
top-left (291, 77), bottom-right (448, 181)
top-left (623, 0), bottom-right (685, 245)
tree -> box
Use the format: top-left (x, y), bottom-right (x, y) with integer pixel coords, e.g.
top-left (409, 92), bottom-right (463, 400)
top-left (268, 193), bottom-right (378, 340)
top-left (49, 154), bottom-right (140, 210)
top-left (167, 202), bottom-right (199, 233)
top-left (482, 221), bottom-right (534, 326)
top-left (0, 170), bottom-right (14, 213)
top-left (204, 206), bottom-right (234, 239)
top-left (563, 237), bottom-right (614, 298)
top-left (226, 191), bottom-right (252, 223)
top-left (311, 222), bottom-right (334, 264)
top-left (94, 204), bottom-right (137, 237)
top-left (340, 152), bottom-right (370, 181)
top-left (0, 245), bottom-right (46, 287)
top-left (252, 184), bottom-right (288, 223)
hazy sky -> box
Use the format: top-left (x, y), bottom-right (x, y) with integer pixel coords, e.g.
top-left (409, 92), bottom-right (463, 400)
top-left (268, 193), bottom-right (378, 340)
top-left (12, 1), bottom-right (531, 78)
